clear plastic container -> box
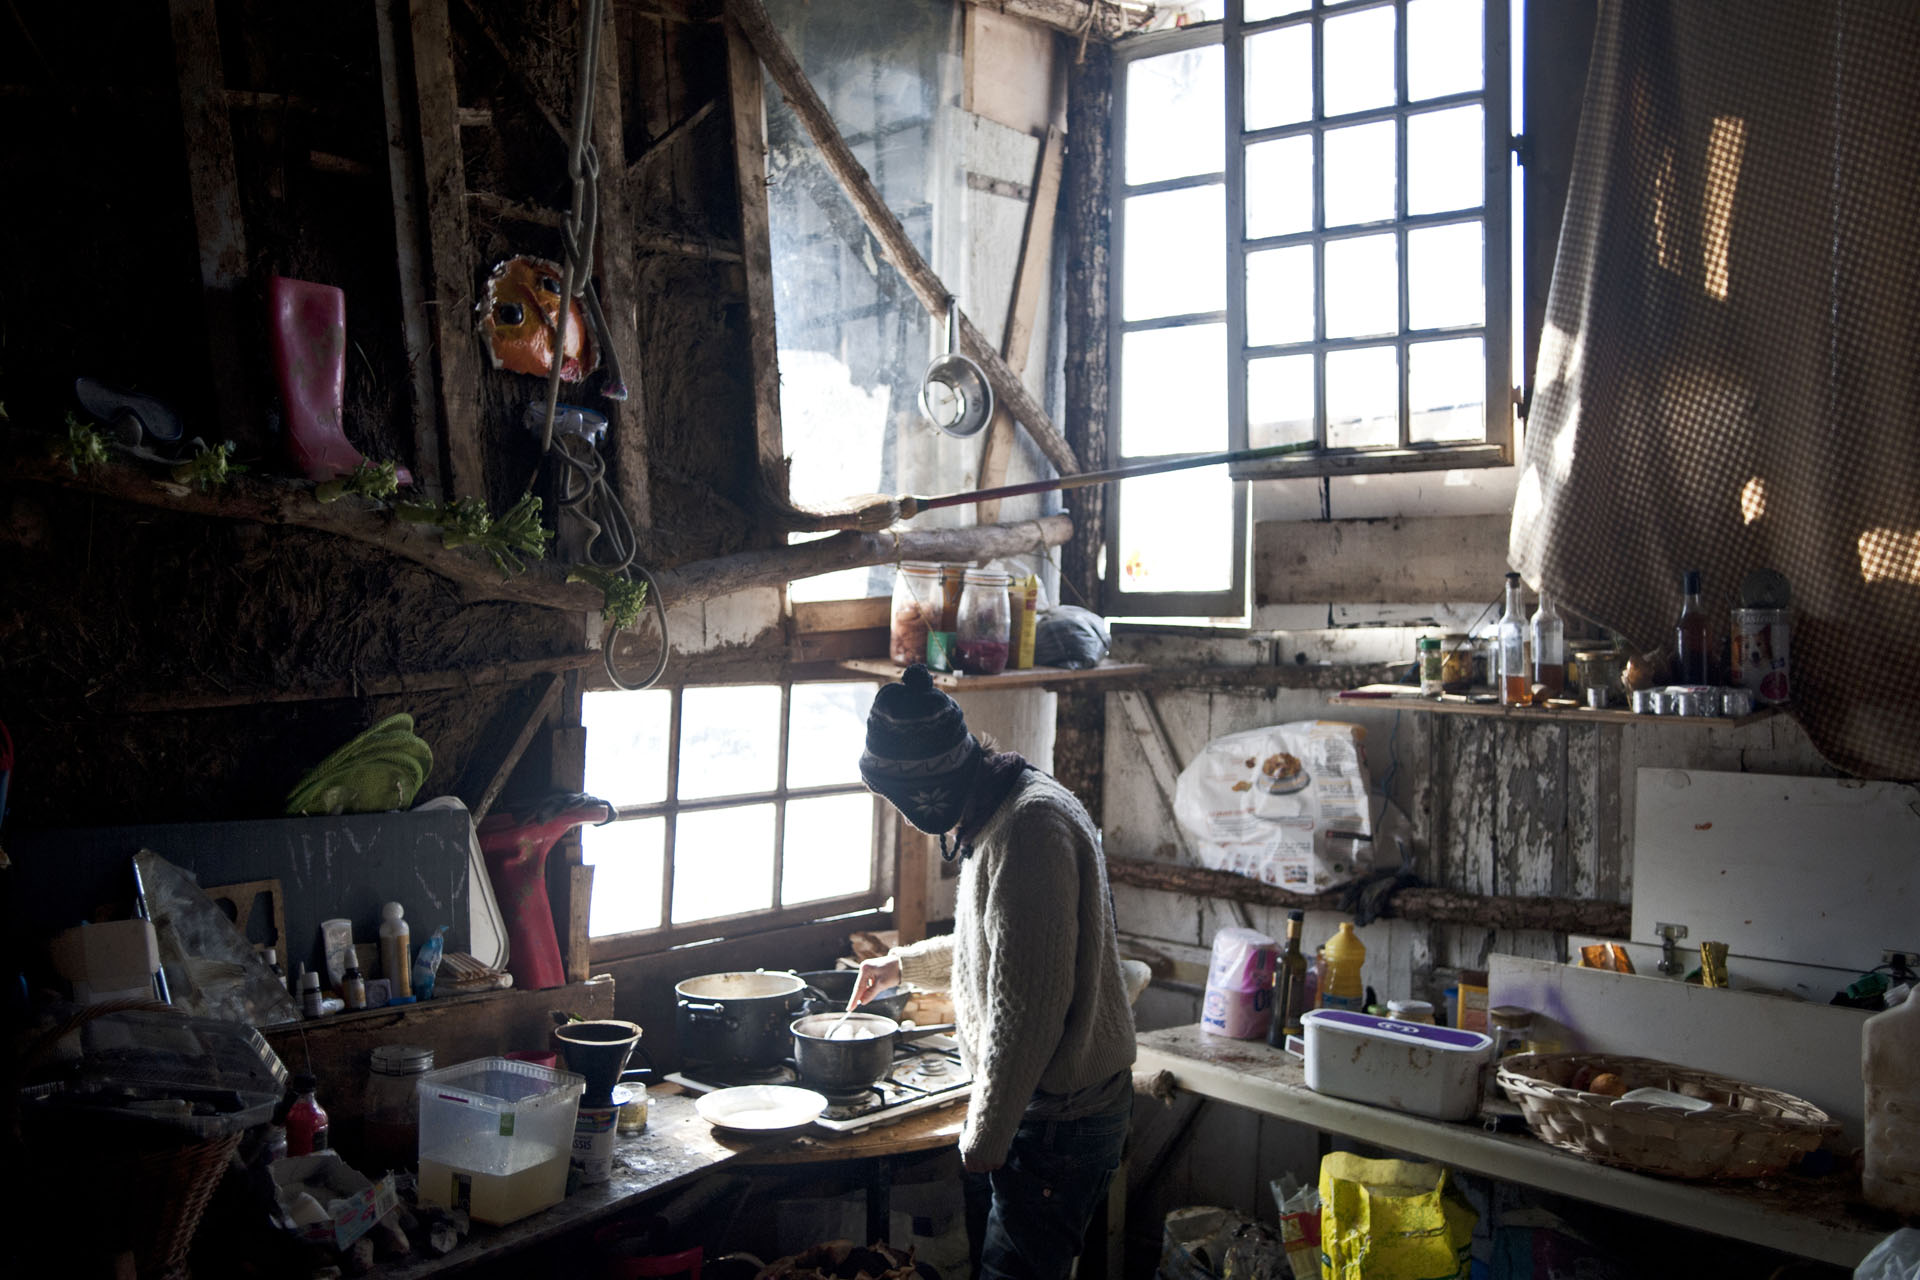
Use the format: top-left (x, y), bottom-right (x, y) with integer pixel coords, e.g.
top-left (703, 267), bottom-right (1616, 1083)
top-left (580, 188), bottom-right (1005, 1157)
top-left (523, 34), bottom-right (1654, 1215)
top-left (954, 569), bottom-right (1011, 675)
top-left (416, 1057), bottom-right (583, 1225)
top-left (890, 563), bottom-right (944, 667)
top-left (1864, 993), bottom-right (1920, 1214)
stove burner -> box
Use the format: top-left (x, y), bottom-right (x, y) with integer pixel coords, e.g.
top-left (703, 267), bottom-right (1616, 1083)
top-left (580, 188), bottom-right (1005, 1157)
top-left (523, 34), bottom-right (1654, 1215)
top-left (690, 1062), bottom-right (796, 1087)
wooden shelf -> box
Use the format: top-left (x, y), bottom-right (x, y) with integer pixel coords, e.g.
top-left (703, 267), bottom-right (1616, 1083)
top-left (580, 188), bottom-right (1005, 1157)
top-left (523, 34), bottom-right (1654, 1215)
top-left (1328, 685), bottom-right (1783, 729)
top-left (836, 658), bottom-right (1151, 690)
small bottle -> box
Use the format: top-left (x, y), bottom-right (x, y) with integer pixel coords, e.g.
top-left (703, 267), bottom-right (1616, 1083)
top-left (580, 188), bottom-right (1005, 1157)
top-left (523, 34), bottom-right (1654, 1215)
top-left (300, 967), bottom-right (323, 1019)
top-left (1673, 569), bottom-right (1711, 684)
top-left (1497, 572), bottom-right (1529, 707)
top-left (342, 967), bottom-right (368, 1011)
top-left (1267, 909), bottom-right (1310, 1047)
top-left (1417, 637), bottom-right (1444, 696)
top-left (264, 947), bottom-right (287, 996)
top-left (379, 902), bottom-right (412, 999)
top-left (1529, 589), bottom-right (1565, 696)
top-left (1320, 922), bottom-right (1367, 1010)
top-left (411, 926), bottom-right (448, 1001)
top-left (286, 1073), bottom-right (330, 1156)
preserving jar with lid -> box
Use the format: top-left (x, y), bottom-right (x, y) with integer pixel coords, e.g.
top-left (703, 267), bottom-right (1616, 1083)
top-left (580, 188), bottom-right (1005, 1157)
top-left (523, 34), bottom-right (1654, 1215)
top-left (1386, 999), bottom-right (1435, 1024)
top-left (954, 569), bottom-right (1011, 675)
top-left (363, 1043), bottom-right (434, 1171)
top-left (890, 563), bottom-right (944, 667)
top-left (1488, 1006), bottom-right (1536, 1059)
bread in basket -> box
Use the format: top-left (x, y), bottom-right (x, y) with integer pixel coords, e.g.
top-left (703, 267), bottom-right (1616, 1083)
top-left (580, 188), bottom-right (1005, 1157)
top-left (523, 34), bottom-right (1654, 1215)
top-left (1496, 1051), bottom-right (1837, 1180)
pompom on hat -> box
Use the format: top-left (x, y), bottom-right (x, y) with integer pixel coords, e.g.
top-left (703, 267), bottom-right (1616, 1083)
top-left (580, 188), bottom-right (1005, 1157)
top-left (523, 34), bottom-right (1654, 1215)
top-left (859, 664), bottom-right (980, 833)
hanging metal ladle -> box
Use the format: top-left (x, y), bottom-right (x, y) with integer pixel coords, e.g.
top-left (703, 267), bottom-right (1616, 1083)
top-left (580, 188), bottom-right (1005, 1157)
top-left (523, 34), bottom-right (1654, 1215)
top-left (919, 297), bottom-right (994, 438)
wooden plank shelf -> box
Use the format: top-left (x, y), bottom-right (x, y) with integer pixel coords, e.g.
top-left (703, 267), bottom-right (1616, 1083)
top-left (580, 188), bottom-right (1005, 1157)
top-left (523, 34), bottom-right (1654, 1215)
top-left (836, 658), bottom-right (1151, 690)
top-left (1328, 685), bottom-right (1783, 729)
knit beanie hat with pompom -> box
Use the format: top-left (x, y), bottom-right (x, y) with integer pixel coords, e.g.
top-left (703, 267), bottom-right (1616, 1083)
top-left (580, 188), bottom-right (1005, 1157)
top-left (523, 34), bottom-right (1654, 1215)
top-left (859, 664), bottom-right (981, 833)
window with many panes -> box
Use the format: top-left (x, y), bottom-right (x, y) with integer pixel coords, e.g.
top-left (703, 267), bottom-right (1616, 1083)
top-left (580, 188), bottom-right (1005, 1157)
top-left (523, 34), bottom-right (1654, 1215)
top-left (1109, 0), bottom-right (1511, 617)
top-left (581, 683), bottom-right (887, 957)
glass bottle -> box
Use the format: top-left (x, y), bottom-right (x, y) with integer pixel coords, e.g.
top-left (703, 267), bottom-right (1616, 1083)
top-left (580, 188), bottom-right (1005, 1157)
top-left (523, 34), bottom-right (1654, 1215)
top-left (953, 569), bottom-right (1011, 675)
top-left (889, 562), bottom-right (944, 667)
top-left (1673, 569), bottom-right (1711, 684)
top-left (1417, 637), bottom-right (1444, 696)
top-left (1267, 910), bottom-right (1309, 1047)
top-left (1498, 572), bottom-right (1529, 706)
top-left (1529, 589), bottom-right (1565, 696)
top-left (362, 1044), bottom-right (433, 1172)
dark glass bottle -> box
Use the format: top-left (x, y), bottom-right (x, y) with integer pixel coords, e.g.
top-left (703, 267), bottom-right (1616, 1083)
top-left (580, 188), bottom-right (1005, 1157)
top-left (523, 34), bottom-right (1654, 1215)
top-left (1673, 570), bottom-right (1711, 684)
top-left (1267, 910), bottom-right (1310, 1047)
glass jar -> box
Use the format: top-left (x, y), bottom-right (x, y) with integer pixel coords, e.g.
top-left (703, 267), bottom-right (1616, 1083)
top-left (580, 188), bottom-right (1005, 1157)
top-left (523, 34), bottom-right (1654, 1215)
top-left (363, 1043), bottom-right (433, 1171)
top-left (1386, 999), bottom-right (1435, 1025)
top-left (953, 569), bottom-right (1011, 675)
top-left (1417, 638), bottom-right (1443, 695)
top-left (1488, 1006), bottom-right (1536, 1059)
top-left (889, 562), bottom-right (944, 667)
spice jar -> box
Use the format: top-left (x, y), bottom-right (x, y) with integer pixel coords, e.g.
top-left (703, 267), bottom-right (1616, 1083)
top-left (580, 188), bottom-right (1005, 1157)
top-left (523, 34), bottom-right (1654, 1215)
top-left (953, 569), bottom-right (1011, 675)
top-left (1417, 638), bottom-right (1444, 695)
top-left (1386, 999), bottom-right (1435, 1025)
top-left (362, 1044), bottom-right (434, 1172)
top-left (889, 562), bottom-right (944, 667)
top-left (1488, 1006), bottom-right (1536, 1059)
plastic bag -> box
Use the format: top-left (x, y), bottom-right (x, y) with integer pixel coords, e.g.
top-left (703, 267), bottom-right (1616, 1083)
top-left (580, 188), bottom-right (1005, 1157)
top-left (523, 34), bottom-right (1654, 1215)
top-left (1270, 1174), bottom-right (1322, 1280)
top-left (1034, 605), bottom-right (1110, 669)
top-left (1857, 1229), bottom-right (1920, 1280)
top-left (1318, 1153), bottom-right (1476, 1280)
top-left (1201, 926), bottom-right (1276, 1039)
top-left (1173, 722), bottom-right (1376, 892)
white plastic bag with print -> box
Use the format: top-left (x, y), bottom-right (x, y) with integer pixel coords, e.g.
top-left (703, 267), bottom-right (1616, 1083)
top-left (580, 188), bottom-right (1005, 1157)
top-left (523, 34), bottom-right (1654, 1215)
top-left (1172, 721), bottom-right (1376, 892)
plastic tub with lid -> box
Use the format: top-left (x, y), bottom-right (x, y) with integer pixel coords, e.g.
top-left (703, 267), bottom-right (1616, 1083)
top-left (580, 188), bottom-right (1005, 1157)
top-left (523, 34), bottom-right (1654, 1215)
top-left (1302, 1009), bottom-right (1493, 1121)
top-left (415, 1057), bottom-right (583, 1224)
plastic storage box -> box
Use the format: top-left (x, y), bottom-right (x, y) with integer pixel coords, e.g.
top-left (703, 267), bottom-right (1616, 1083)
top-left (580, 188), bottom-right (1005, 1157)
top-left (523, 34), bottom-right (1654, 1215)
top-left (1302, 1009), bottom-right (1493, 1121)
top-left (416, 1057), bottom-right (583, 1225)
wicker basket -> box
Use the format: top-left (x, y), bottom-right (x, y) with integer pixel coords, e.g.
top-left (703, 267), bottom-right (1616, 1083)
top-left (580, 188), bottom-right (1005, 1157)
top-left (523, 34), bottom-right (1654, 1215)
top-left (1496, 1051), bottom-right (1837, 1180)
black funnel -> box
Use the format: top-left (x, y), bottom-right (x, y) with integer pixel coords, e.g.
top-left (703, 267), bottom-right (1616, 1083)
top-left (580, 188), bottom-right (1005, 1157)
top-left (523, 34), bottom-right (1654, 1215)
top-left (553, 1019), bottom-right (644, 1107)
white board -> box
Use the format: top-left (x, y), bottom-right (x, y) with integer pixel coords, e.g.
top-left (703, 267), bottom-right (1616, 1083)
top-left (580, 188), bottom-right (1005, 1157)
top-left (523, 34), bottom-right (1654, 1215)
top-left (1630, 768), bottom-right (1920, 973)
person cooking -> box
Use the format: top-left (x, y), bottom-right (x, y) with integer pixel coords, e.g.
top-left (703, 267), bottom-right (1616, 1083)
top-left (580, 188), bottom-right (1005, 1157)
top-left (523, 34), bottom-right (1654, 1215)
top-left (848, 664), bottom-right (1137, 1280)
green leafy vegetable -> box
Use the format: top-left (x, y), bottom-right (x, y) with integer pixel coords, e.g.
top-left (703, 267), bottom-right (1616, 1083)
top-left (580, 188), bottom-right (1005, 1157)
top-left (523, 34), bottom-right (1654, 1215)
top-left (567, 564), bottom-right (649, 630)
top-left (397, 493), bottom-right (552, 577)
top-left (52, 413), bottom-right (108, 474)
top-left (316, 459), bottom-right (401, 504)
top-left (172, 439), bottom-right (245, 491)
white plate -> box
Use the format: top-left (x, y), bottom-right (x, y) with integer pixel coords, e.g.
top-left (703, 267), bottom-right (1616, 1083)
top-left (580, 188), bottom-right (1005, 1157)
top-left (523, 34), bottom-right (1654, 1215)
top-left (694, 1085), bottom-right (827, 1133)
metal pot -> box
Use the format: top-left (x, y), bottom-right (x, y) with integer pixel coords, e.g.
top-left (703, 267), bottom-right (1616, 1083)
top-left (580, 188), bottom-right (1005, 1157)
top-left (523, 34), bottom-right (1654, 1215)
top-left (793, 970), bottom-right (912, 1023)
top-left (788, 1012), bottom-right (956, 1096)
top-left (675, 970), bottom-right (807, 1066)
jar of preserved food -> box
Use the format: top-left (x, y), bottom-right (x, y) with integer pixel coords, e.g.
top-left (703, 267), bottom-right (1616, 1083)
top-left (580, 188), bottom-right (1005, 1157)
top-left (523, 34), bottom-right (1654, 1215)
top-left (363, 1044), bottom-right (434, 1171)
top-left (1417, 637), bottom-right (1444, 695)
top-left (953, 569), bottom-right (1011, 675)
top-left (889, 562), bottom-right (944, 667)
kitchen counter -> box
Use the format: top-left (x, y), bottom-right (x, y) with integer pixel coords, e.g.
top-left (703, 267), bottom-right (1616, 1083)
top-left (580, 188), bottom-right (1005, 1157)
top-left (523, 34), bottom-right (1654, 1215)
top-left (1135, 1024), bottom-right (1893, 1269)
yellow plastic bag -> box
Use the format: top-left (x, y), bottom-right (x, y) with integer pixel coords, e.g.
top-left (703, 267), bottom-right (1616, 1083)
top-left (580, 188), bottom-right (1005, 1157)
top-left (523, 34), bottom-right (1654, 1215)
top-left (1318, 1153), bottom-right (1476, 1280)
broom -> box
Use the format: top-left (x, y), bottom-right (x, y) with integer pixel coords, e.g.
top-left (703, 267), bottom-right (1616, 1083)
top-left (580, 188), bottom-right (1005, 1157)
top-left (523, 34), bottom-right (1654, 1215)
top-left (768, 441), bottom-right (1316, 533)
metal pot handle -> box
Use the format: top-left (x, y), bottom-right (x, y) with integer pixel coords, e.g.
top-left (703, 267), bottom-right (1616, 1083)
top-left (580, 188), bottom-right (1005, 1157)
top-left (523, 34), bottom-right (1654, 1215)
top-left (896, 1023), bottom-right (957, 1042)
top-left (681, 1001), bottom-right (738, 1028)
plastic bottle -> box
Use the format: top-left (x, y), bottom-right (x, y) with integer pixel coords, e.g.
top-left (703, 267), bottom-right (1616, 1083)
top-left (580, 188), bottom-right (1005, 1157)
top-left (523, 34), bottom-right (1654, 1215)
top-left (379, 902), bottom-right (412, 999)
top-left (300, 966), bottom-right (323, 1019)
top-left (1497, 572), bottom-right (1528, 706)
top-left (411, 925), bottom-right (448, 1001)
top-left (1864, 993), bottom-right (1920, 1214)
top-left (1320, 922), bottom-right (1367, 1010)
top-left (286, 1073), bottom-right (330, 1156)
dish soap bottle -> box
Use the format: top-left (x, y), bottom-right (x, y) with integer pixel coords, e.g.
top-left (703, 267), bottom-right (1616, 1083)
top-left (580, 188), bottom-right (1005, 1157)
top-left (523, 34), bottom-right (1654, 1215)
top-left (379, 902), bottom-right (412, 1000)
top-left (1320, 922), bottom-right (1366, 1011)
top-left (1864, 993), bottom-right (1920, 1213)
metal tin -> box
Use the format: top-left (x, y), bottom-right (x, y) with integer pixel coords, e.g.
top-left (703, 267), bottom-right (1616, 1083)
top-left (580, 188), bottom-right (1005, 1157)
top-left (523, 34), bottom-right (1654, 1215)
top-left (1731, 608), bottom-right (1791, 704)
top-left (1631, 688), bottom-right (1660, 715)
top-left (1721, 687), bottom-right (1754, 717)
top-left (1673, 686), bottom-right (1717, 717)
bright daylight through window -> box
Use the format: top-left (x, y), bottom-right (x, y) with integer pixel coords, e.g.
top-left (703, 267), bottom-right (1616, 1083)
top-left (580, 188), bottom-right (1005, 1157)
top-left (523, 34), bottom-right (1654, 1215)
top-left (580, 683), bottom-right (884, 955)
top-left (1110, 0), bottom-right (1511, 617)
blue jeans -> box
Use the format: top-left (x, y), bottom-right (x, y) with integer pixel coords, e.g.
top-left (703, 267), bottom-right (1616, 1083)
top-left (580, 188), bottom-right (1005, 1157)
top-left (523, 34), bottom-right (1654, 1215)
top-left (964, 1098), bottom-right (1130, 1280)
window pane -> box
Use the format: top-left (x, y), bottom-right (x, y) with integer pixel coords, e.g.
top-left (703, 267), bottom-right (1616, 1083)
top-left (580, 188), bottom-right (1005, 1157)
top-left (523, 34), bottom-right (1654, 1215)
top-left (1245, 0), bottom-right (1310, 19)
top-left (1121, 325), bottom-right (1228, 455)
top-left (679, 686), bottom-right (782, 800)
top-left (1408, 221), bottom-right (1484, 328)
top-left (1246, 246), bottom-right (1315, 347)
top-left (1324, 234), bottom-right (1399, 338)
top-left (673, 804), bottom-right (775, 922)
top-left (1248, 354), bottom-right (1317, 449)
top-left (1408, 105), bottom-right (1483, 214)
top-left (1125, 45), bottom-right (1224, 185)
top-left (1244, 24), bottom-right (1312, 130)
top-left (787, 683), bottom-right (876, 788)
top-left (1326, 345), bottom-right (1401, 448)
top-left (783, 793), bottom-right (875, 905)
top-left (1117, 468), bottom-right (1235, 594)
top-left (1245, 135), bottom-right (1313, 239)
top-left (1409, 337), bottom-right (1487, 443)
top-left (582, 689), bottom-right (671, 807)
top-left (583, 817), bottom-right (664, 937)
top-left (1324, 120), bottom-right (1397, 226)
top-left (1408, 0), bottom-right (1484, 101)
top-left (1323, 5), bottom-right (1397, 117)
top-left (1123, 186), bottom-right (1225, 322)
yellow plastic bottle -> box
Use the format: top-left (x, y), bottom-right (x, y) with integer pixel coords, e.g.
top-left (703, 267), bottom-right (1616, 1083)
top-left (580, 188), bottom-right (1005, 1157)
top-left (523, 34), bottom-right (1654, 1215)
top-left (1320, 922), bottom-right (1366, 1011)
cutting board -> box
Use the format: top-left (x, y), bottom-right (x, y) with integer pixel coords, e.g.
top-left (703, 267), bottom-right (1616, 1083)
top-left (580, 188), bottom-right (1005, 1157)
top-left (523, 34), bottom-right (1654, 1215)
top-left (1630, 768), bottom-right (1919, 973)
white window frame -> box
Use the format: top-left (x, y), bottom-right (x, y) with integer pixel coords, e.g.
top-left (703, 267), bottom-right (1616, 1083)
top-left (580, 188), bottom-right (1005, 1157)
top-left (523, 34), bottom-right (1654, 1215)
top-left (587, 681), bottom-right (893, 963)
top-left (1108, 0), bottom-right (1513, 617)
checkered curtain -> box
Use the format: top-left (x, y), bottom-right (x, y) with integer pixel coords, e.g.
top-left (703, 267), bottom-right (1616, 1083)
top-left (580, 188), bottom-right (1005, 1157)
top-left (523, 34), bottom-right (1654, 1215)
top-left (1509, 0), bottom-right (1920, 779)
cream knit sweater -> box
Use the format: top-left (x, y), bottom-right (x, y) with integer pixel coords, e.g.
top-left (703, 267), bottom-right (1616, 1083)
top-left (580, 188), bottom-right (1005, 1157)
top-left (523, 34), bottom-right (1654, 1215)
top-left (892, 772), bottom-right (1137, 1168)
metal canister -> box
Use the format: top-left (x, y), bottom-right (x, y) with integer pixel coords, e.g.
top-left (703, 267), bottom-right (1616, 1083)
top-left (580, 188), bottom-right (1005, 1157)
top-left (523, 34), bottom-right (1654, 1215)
top-left (1673, 686), bottom-right (1717, 716)
top-left (1721, 687), bottom-right (1754, 717)
top-left (1731, 608), bottom-right (1791, 704)
top-left (1631, 688), bottom-right (1660, 715)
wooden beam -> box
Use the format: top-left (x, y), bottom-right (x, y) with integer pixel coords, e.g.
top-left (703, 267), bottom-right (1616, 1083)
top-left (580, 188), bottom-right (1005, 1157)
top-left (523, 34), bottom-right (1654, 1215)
top-left (376, 0), bottom-right (446, 500)
top-left (627, 98), bottom-right (717, 178)
top-left (725, 0), bottom-right (1080, 477)
top-left (725, 12), bottom-right (788, 524)
top-left (1107, 858), bottom-right (1633, 935)
top-left (410, 0), bottom-right (487, 501)
top-left (896, 819), bottom-right (931, 945)
top-left (1059, 39), bottom-right (1111, 607)
top-left (1254, 515), bottom-right (1514, 606)
top-left (471, 672), bottom-right (563, 822)
top-left (115, 652), bottom-right (600, 714)
top-left (1114, 690), bottom-right (1205, 862)
top-left (977, 124), bottom-right (1067, 525)
top-left (168, 0), bottom-right (258, 450)
top-left (956, 0), bottom-right (1132, 42)
top-left (591, 0), bottom-right (653, 537)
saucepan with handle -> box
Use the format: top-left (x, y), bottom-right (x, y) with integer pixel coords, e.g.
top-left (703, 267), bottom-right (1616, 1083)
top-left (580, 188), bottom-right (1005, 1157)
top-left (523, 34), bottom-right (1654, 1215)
top-left (788, 1011), bottom-right (957, 1096)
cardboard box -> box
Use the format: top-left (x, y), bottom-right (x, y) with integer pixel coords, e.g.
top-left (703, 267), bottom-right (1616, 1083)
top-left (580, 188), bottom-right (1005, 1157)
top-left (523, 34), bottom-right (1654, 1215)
top-left (271, 1152), bottom-right (398, 1250)
top-left (48, 920), bottom-right (159, 1004)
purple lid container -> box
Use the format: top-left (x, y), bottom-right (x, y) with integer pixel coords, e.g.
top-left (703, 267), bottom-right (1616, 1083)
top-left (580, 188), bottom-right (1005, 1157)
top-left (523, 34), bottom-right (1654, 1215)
top-left (1302, 1008), bottom-right (1492, 1053)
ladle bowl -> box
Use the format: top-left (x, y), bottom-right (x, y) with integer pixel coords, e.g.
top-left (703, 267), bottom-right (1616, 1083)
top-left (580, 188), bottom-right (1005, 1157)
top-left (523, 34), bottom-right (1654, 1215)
top-left (920, 300), bottom-right (993, 438)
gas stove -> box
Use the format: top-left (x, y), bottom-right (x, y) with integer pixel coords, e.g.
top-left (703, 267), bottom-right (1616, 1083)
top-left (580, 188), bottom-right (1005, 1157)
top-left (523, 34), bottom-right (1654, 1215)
top-left (666, 1033), bottom-right (973, 1132)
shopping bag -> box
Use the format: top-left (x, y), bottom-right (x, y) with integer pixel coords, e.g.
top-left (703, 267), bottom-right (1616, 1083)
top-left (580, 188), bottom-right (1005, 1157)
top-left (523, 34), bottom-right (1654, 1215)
top-left (1318, 1153), bottom-right (1476, 1280)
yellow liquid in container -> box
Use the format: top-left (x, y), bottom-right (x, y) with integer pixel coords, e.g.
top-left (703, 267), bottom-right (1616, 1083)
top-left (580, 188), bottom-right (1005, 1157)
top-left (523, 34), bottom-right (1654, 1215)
top-left (418, 1139), bottom-right (568, 1225)
top-left (1320, 922), bottom-right (1366, 1009)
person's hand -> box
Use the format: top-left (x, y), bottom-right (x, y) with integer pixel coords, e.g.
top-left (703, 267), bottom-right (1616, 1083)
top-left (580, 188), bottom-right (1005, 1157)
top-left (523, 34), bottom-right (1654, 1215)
top-left (962, 1150), bottom-right (1003, 1174)
top-left (848, 956), bottom-right (900, 1010)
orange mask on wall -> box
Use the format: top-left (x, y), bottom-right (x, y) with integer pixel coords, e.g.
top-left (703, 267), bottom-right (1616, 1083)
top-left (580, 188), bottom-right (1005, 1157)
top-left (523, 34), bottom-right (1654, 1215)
top-left (478, 256), bottom-right (598, 381)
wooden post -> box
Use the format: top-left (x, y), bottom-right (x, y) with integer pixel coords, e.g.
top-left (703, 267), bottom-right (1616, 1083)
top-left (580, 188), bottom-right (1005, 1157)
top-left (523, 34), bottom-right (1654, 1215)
top-left (725, 12), bottom-right (788, 525)
top-left (895, 821), bottom-right (931, 945)
top-left (724, 0), bottom-right (1080, 477)
top-left (409, 0), bottom-right (487, 502)
top-left (1060, 37), bottom-right (1111, 607)
top-left (471, 672), bottom-right (563, 823)
top-left (591, 0), bottom-right (653, 539)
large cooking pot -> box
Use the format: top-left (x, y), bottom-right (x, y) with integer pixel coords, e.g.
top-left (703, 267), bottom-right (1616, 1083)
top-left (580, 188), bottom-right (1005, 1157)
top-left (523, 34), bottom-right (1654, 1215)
top-left (789, 1011), bottom-right (956, 1096)
top-left (793, 970), bottom-right (912, 1023)
top-left (675, 970), bottom-right (807, 1067)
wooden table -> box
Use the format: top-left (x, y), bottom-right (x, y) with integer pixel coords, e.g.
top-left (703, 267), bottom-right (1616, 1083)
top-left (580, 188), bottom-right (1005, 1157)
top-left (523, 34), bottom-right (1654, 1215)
top-left (1135, 1025), bottom-right (1892, 1269)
